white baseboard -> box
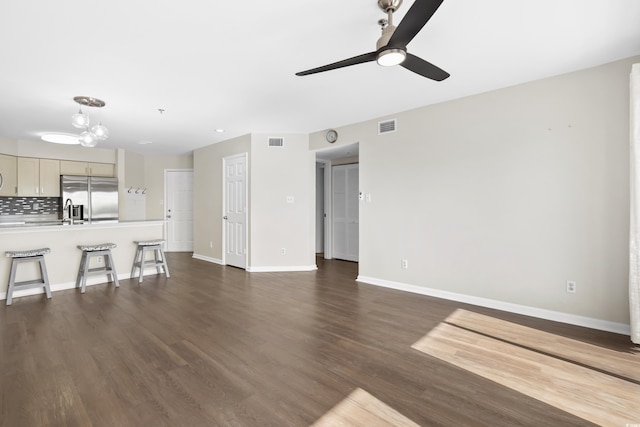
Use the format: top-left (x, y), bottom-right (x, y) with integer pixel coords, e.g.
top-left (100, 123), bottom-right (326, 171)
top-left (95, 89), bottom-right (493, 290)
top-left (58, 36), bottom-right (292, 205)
top-left (247, 265), bottom-right (318, 273)
top-left (356, 275), bottom-right (631, 336)
top-left (0, 268), bottom-right (164, 301)
top-left (191, 254), bottom-right (317, 273)
top-left (192, 253), bottom-right (224, 265)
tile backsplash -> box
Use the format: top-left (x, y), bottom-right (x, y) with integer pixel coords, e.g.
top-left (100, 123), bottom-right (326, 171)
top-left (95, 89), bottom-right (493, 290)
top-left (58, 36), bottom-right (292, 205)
top-left (0, 197), bottom-right (60, 216)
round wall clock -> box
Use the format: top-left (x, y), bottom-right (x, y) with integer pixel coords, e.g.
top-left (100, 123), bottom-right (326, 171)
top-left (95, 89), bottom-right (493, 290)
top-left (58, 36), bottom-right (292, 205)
top-left (326, 129), bottom-right (338, 143)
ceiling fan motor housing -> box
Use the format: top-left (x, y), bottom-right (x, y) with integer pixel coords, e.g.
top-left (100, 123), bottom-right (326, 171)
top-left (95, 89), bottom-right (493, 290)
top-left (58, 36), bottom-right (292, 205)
top-left (378, 0), bottom-right (403, 12)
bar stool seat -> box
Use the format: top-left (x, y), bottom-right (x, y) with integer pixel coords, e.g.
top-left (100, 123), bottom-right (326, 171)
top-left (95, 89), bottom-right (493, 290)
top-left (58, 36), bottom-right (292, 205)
top-left (130, 239), bottom-right (170, 283)
top-left (5, 248), bottom-right (52, 305)
top-left (76, 243), bottom-right (119, 293)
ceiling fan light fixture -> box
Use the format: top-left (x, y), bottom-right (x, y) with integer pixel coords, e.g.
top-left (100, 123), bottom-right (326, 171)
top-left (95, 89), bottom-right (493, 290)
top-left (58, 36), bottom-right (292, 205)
top-left (376, 48), bottom-right (406, 67)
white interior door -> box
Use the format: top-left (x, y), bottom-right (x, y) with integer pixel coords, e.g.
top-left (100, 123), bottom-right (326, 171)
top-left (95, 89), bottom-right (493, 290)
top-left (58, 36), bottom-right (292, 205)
top-left (224, 154), bottom-right (247, 269)
top-left (333, 164), bottom-right (359, 262)
top-left (165, 170), bottom-right (194, 252)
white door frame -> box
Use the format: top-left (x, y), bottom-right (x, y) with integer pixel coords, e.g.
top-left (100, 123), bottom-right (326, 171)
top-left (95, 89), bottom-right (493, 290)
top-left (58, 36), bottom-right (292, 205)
top-left (317, 159), bottom-right (333, 259)
top-left (222, 153), bottom-right (248, 267)
top-left (163, 168), bottom-right (194, 251)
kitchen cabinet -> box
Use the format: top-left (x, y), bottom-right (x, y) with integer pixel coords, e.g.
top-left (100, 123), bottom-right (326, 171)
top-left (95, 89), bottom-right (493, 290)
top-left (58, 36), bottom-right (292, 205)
top-left (17, 158), bottom-right (60, 197)
top-left (0, 154), bottom-right (17, 196)
top-left (88, 162), bottom-right (115, 177)
top-left (60, 160), bottom-right (115, 177)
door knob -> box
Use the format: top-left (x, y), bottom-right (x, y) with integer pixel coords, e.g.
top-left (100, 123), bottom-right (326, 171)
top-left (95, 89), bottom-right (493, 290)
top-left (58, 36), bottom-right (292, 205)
top-left (167, 215), bottom-right (171, 219)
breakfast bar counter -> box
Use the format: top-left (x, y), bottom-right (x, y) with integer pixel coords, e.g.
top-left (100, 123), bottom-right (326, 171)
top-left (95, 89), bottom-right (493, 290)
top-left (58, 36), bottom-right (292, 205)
top-left (0, 220), bottom-right (164, 301)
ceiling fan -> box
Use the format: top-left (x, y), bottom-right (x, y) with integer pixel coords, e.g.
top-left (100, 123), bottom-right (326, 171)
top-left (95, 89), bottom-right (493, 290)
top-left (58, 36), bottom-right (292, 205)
top-left (296, 0), bottom-right (449, 81)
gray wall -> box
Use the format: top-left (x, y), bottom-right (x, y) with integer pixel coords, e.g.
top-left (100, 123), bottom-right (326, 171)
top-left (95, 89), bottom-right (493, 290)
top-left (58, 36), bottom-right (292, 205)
top-left (311, 55), bottom-right (638, 327)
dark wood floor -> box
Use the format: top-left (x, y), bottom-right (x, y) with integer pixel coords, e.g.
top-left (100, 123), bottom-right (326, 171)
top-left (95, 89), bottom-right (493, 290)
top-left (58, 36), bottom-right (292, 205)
top-left (1, 253), bottom-right (637, 426)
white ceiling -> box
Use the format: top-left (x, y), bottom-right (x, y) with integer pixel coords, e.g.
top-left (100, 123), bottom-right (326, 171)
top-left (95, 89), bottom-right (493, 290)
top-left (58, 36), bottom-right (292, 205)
top-left (1, 0), bottom-right (639, 156)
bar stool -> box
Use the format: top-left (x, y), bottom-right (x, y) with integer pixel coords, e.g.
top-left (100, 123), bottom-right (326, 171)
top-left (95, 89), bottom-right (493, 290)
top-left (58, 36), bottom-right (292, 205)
top-left (76, 243), bottom-right (119, 293)
top-left (130, 239), bottom-right (170, 283)
top-left (5, 248), bottom-right (52, 305)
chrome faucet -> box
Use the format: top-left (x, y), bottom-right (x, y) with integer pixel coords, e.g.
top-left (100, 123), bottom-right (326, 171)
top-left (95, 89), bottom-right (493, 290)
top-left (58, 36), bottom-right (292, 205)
top-left (63, 198), bottom-right (73, 224)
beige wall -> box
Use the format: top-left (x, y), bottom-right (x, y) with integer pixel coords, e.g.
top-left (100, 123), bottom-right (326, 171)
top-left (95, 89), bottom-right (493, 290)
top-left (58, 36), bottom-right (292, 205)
top-left (117, 150), bottom-right (193, 221)
top-left (124, 150), bottom-right (145, 188)
top-left (314, 56), bottom-right (637, 326)
top-left (249, 133), bottom-right (315, 269)
top-left (193, 133), bottom-right (315, 269)
top-left (193, 135), bottom-right (251, 260)
top-left (144, 154), bottom-right (193, 220)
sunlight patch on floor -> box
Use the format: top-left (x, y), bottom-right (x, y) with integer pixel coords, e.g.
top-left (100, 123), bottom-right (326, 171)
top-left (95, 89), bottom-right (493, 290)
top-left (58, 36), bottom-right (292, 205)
top-left (412, 309), bottom-right (640, 427)
top-left (311, 388), bottom-right (419, 427)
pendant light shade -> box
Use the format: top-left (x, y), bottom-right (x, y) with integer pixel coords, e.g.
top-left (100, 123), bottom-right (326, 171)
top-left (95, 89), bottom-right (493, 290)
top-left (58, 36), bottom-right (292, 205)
top-left (70, 96), bottom-right (109, 147)
top-left (71, 108), bottom-right (90, 128)
top-left (91, 122), bottom-right (109, 140)
top-left (79, 130), bottom-right (98, 147)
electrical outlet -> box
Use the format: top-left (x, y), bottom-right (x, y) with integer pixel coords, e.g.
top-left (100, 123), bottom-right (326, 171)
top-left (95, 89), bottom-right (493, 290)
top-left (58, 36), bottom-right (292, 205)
top-left (96, 256), bottom-right (104, 265)
top-left (401, 259), bottom-right (409, 269)
top-left (281, 248), bottom-right (286, 255)
top-left (566, 280), bottom-right (576, 293)
top-left (209, 241), bottom-right (213, 248)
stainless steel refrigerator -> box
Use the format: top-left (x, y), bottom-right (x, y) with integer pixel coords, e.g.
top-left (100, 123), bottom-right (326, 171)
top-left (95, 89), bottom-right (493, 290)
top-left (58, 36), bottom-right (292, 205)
top-left (61, 175), bottom-right (119, 222)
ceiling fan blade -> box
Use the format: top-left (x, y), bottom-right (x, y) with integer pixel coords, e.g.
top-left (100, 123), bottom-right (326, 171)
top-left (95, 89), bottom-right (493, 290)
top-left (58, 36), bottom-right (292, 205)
top-left (387, 0), bottom-right (444, 49)
top-left (401, 53), bottom-right (449, 81)
top-left (296, 51), bottom-right (378, 76)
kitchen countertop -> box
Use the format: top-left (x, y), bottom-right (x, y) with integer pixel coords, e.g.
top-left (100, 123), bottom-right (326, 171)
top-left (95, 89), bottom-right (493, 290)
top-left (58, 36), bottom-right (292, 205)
top-left (0, 219), bottom-right (165, 234)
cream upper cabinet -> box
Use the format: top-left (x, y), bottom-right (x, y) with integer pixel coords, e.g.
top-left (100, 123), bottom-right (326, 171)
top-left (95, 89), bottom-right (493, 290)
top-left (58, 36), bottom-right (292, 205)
top-left (60, 160), bottom-right (114, 177)
top-left (40, 159), bottom-right (60, 196)
top-left (88, 162), bottom-right (115, 177)
top-left (17, 157), bottom-right (60, 197)
top-left (59, 160), bottom-right (87, 175)
top-left (17, 157), bottom-right (40, 197)
top-left (0, 154), bottom-right (17, 196)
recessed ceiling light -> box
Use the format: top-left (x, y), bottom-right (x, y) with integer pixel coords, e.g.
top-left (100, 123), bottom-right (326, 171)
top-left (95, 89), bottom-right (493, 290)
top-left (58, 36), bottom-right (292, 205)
top-left (215, 129), bottom-right (225, 133)
top-left (138, 140), bottom-right (153, 145)
top-left (41, 133), bottom-right (79, 145)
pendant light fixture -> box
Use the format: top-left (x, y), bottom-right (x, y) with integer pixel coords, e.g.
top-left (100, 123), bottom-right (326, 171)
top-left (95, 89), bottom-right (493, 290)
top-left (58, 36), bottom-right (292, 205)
top-left (72, 96), bottom-right (109, 147)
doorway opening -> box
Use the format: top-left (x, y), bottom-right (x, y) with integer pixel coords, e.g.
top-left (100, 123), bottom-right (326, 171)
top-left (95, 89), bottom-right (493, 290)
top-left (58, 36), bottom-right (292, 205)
top-left (314, 142), bottom-right (359, 265)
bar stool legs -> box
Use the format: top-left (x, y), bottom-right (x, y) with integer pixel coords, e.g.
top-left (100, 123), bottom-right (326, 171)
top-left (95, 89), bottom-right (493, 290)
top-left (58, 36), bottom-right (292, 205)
top-left (131, 240), bottom-right (170, 283)
top-left (5, 248), bottom-right (52, 306)
top-left (76, 243), bottom-right (119, 293)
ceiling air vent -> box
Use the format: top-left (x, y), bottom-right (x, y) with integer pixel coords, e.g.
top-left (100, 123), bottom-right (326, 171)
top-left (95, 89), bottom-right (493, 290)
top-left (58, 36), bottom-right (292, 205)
top-left (268, 137), bottom-right (284, 147)
top-left (378, 119), bottom-right (397, 134)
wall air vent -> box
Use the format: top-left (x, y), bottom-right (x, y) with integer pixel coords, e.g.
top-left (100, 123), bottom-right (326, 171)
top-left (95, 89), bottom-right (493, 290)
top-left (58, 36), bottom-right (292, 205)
top-left (378, 119), bottom-right (397, 134)
top-left (268, 137), bottom-right (284, 147)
